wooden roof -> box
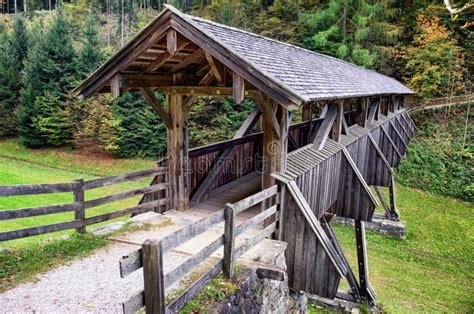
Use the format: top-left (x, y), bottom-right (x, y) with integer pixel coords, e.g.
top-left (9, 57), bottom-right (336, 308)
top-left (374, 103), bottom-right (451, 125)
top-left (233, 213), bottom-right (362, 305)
top-left (74, 5), bottom-right (413, 107)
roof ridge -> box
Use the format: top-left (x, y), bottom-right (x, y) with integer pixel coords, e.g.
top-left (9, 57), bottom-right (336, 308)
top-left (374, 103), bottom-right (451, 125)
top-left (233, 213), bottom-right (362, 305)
top-left (187, 14), bottom-right (394, 80)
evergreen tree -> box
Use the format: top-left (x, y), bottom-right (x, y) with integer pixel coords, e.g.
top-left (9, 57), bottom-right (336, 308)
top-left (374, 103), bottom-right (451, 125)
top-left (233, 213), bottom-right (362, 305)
top-left (0, 16), bottom-right (28, 136)
top-left (77, 10), bottom-right (105, 79)
top-left (18, 6), bottom-right (77, 147)
top-left (301, 0), bottom-right (401, 70)
top-left (0, 33), bottom-right (17, 135)
top-left (108, 92), bottom-right (167, 158)
top-left (10, 15), bottom-right (29, 70)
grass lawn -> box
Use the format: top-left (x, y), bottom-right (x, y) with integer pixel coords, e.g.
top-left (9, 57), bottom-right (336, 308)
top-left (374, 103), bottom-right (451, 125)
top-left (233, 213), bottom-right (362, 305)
top-left (0, 138), bottom-right (156, 248)
top-left (333, 184), bottom-right (474, 313)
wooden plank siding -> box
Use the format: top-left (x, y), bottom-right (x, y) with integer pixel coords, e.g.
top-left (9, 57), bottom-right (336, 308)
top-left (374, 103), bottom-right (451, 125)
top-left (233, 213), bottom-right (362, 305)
top-left (273, 109), bottom-right (414, 300)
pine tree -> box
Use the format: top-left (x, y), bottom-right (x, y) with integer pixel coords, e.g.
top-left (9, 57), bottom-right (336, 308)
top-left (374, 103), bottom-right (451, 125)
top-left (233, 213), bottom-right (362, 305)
top-left (18, 6), bottom-right (78, 147)
top-left (0, 16), bottom-right (28, 136)
top-left (77, 10), bottom-right (105, 79)
top-left (10, 15), bottom-right (28, 70)
top-left (108, 92), bottom-right (167, 158)
top-left (0, 33), bottom-right (16, 135)
top-left (301, 0), bottom-right (401, 70)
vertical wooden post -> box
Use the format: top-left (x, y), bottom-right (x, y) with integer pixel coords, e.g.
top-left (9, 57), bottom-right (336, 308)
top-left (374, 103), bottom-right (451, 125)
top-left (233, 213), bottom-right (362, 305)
top-left (111, 74), bottom-right (121, 99)
top-left (355, 219), bottom-right (369, 304)
top-left (167, 94), bottom-right (188, 211)
top-left (355, 97), bottom-right (368, 128)
top-left (73, 179), bottom-right (85, 234)
top-left (262, 102), bottom-right (288, 190)
top-left (302, 102), bottom-right (312, 121)
top-left (380, 96), bottom-right (389, 116)
top-left (388, 175), bottom-right (400, 220)
top-left (142, 239), bottom-right (166, 314)
top-left (329, 101), bottom-right (343, 142)
top-left (232, 72), bottom-right (245, 105)
top-left (302, 102), bottom-right (312, 144)
top-left (224, 204), bottom-right (236, 278)
top-left (277, 182), bottom-right (286, 241)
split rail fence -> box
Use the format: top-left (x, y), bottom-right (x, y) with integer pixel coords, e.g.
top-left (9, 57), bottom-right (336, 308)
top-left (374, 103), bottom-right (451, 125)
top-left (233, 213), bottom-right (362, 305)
top-left (118, 185), bottom-right (279, 314)
top-left (0, 166), bottom-right (169, 242)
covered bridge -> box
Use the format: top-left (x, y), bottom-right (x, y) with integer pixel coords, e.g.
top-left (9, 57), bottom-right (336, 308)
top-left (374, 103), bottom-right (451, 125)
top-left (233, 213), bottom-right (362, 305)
top-left (75, 4), bottom-right (415, 310)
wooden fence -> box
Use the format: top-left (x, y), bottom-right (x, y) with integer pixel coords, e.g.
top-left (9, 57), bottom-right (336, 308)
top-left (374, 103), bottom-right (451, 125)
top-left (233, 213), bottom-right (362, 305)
top-left (407, 93), bottom-right (473, 111)
top-left (0, 166), bottom-right (169, 242)
top-left (118, 185), bottom-right (279, 314)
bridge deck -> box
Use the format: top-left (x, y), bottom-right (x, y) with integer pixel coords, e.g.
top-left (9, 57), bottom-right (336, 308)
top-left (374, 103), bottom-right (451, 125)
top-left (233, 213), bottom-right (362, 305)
top-left (187, 171), bottom-right (262, 224)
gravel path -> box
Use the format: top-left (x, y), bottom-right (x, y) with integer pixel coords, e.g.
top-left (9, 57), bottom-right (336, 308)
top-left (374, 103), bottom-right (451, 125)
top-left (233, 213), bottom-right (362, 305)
top-left (0, 210), bottom-right (260, 313)
top-left (0, 242), bottom-right (143, 313)
top-left (0, 215), bottom-right (187, 313)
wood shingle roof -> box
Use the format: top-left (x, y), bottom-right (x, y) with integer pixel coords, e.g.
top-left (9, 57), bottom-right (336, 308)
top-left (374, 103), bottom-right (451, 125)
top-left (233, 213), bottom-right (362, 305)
top-left (189, 15), bottom-right (413, 101)
top-left (74, 5), bottom-right (414, 105)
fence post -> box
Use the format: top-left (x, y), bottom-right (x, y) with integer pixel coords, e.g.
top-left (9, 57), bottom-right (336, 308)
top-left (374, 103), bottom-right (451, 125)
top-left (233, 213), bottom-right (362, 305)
top-left (224, 203), bottom-right (236, 278)
top-left (73, 179), bottom-right (85, 234)
top-left (142, 239), bottom-right (166, 314)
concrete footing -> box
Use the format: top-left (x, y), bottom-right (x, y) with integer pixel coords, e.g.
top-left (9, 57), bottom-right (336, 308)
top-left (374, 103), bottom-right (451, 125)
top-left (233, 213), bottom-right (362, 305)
top-left (334, 213), bottom-right (406, 239)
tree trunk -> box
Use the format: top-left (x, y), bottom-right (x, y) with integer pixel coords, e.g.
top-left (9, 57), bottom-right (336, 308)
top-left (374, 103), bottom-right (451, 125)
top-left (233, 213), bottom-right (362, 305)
top-left (121, 0), bottom-right (125, 47)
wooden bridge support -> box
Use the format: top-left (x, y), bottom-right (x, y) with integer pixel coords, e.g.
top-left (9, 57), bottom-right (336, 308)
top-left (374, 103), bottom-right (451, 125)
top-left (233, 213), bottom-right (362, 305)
top-left (253, 93), bottom-right (289, 189)
top-left (167, 94), bottom-right (189, 211)
top-left (355, 220), bottom-right (375, 304)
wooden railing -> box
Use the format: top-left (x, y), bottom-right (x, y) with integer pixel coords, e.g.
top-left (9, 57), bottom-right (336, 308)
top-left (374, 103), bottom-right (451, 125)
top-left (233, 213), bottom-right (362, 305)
top-left (118, 185), bottom-right (279, 314)
top-left (187, 117), bottom-right (329, 201)
top-left (0, 167), bottom-right (169, 242)
top-left (408, 93), bottom-right (473, 111)
top-left (188, 133), bottom-right (262, 199)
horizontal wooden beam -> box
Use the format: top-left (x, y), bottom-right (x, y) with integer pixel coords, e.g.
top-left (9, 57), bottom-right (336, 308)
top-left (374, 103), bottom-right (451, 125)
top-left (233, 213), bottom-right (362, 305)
top-left (0, 220), bottom-right (82, 242)
top-left (0, 182), bottom-right (79, 197)
top-left (83, 166), bottom-right (166, 190)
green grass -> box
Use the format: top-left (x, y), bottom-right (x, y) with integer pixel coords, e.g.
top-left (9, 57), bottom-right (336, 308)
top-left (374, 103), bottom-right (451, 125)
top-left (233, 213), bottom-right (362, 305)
top-left (333, 184), bottom-right (474, 313)
top-left (0, 138), bottom-right (156, 248)
top-left (0, 233), bottom-right (108, 292)
top-left (0, 138), bottom-right (155, 176)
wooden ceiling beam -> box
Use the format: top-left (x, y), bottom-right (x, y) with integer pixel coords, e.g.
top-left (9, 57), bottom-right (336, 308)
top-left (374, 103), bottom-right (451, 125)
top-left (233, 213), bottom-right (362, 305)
top-left (204, 52), bottom-right (223, 85)
top-left (154, 86), bottom-right (257, 96)
top-left (198, 69), bottom-right (215, 86)
top-left (76, 19), bottom-right (172, 99)
top-left (170, 48), bottom-right (203, 74)
top-left (143, 32), bottom-right (191, 73)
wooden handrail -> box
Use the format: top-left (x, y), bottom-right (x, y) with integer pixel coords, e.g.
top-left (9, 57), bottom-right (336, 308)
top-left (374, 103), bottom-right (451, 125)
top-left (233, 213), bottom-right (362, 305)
top-left (119, 186), bottom-right (279, 314)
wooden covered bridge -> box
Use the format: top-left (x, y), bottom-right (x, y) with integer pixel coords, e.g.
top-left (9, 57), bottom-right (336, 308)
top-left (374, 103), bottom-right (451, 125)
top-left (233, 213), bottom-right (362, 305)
top-left (75, 5), bottom-right (415, 312)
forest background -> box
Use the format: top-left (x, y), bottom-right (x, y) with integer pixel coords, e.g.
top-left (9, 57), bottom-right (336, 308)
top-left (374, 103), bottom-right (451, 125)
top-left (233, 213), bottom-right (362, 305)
top-left (0, 0), bottom-right (472, 201)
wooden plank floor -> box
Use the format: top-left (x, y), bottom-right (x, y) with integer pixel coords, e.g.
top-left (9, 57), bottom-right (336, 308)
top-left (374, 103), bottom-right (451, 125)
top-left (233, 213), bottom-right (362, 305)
top-left (188, 172), bottom-right (262, 225)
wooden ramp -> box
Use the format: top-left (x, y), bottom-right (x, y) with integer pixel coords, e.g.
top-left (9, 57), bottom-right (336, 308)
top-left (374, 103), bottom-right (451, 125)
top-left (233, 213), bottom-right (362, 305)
top-left (187, 172), bottom-right (262, 224)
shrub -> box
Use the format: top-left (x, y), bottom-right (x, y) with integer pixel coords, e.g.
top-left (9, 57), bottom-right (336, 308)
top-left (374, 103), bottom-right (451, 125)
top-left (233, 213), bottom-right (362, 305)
top-left (397, 105), bottom-right (473, 202)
